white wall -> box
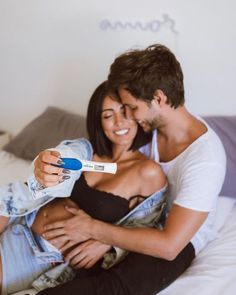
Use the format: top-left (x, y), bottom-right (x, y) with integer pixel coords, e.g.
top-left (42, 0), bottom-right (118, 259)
top-left (0, 0), bottom-right (235, 135)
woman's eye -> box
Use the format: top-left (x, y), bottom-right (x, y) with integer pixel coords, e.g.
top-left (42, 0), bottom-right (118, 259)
top-left (103, 114), bottom-right (112, 119)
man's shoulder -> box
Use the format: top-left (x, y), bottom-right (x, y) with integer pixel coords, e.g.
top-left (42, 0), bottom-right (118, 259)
top-left (179, 127), bottom-right (226, 170)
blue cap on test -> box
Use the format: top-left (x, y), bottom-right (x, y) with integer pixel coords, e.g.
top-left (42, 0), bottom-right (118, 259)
top-left (56, 158), bottom-right (83, 170)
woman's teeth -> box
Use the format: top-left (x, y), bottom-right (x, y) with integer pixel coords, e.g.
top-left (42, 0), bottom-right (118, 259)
top-left (114, 129), bottom-right (129, 135)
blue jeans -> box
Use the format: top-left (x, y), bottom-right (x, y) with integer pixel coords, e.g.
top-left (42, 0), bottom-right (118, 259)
top-left (0, 212), bottom-right (66, 294)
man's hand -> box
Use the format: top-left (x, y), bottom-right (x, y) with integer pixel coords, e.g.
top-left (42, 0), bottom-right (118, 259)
top-left (63, 239), bottom-right (111, 269)
top-left (43, 207), bottom-right (94, 248)
top-left (34, 150), bottom-right (67, 187)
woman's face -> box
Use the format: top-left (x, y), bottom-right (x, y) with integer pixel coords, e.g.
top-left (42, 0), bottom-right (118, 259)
top-left (101, 95), bottom-right (138, 147)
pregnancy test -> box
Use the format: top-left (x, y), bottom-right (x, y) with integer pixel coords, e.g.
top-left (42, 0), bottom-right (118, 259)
top-left (56, 158), bottom-right (117, 174)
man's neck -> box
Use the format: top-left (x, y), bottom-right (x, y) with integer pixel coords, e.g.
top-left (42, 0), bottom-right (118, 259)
top-left (156, 106), bottom-right (207, 162)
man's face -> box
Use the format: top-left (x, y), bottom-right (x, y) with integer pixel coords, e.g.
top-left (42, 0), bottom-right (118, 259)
top-left (119, 88), bottom-right (162, 133)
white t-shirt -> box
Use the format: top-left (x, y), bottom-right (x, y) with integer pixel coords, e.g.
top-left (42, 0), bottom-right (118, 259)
top-left (140, 120), bottom-right (226, 254)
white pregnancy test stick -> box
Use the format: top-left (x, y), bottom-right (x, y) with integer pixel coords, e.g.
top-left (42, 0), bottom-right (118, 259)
top-left (80, 159), bottom-right (117, 174)
top-left (58, 158), bottom-right (117, 174)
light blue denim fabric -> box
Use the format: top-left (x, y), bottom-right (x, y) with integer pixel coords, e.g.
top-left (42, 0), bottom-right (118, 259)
top-left (102, 184), bottom-right (167, 269)
top-left (31, 184), bottom-right (167, 291)
top-left (0, 210), bottom-right (77, 294)
top-left (0, 138), bottom-right (92, 293)
top-left (0, 216), bottom-right (53, 294)
top-left (28, 138), bottom-right (93, 201)
top-left (23, 211), bottom-right (64, 263)
top-left (0, 138), bottom-right (92, 217)
top-left (0, 137), bottom-right (167, 292)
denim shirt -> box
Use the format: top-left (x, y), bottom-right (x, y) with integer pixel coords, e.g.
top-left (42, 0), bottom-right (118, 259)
top-left (102, 184), bottom-right (167, 269)
top-left (0, 138), bottom-right (167, 290)
top-left (0, 138), bottom-right (93, 217)
top-left (32, 183), bottom-right (167, 292)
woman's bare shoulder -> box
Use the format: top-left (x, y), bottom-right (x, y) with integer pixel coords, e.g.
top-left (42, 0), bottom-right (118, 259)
top-left (138, 157), bottom-right (167, 196)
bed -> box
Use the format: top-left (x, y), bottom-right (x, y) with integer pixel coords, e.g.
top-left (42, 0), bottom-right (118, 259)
top-left (1, 107), bottom-right (236, 295)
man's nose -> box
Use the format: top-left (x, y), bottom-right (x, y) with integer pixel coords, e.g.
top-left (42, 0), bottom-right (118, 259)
top-left (124, 107), bottom-right (134, 120)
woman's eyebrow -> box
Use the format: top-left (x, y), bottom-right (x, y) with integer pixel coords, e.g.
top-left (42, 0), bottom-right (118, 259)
top-left (101, 108), bottom-right (114, 113)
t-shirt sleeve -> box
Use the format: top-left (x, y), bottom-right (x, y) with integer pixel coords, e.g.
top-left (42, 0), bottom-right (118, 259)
top-left (174, 161), bottom-right (226, 212)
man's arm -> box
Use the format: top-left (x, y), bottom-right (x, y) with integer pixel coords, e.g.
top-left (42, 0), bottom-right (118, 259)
top-left (43, 204), bottom-right (208, 260)
top-left (88, 205), bottom-right (208, 260)
top-left (63, 240), bottom-right (111, 269)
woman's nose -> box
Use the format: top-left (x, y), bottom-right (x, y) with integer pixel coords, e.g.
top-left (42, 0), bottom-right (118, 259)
top-left (114, 113), bottom-right (125, 126)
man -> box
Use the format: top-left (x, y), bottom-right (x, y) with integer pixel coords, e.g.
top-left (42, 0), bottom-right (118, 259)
top-left (37, 44), bottom-right (226, 295)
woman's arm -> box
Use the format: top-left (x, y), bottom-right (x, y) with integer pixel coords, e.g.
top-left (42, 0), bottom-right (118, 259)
top-left (0, 216), bottom-right (9, 234)
top-left (43, 204), bottom-right (208, 261)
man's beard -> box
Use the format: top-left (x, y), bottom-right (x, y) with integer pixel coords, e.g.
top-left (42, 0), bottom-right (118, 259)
top-left (140, 117), bottom-right (163, 133)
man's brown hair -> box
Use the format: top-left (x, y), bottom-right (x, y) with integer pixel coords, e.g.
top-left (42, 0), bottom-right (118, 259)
top-left (108, 44), bottom-right (185, 108)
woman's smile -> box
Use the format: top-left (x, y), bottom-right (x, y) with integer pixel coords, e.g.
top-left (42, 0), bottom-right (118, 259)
top-left (114, 128), bottom-right (129, 136)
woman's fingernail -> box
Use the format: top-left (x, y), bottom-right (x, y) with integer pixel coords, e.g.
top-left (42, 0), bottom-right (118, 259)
top-left (62, 175), bottom-right (71, 180)
top-left (63, 169), bottom-right (71, 174)
top-left (57, 159), bottom-right (64, 165)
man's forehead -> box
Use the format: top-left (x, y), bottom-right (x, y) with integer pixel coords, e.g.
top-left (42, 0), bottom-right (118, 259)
top-left (119, 88), bottom-right (137, 103)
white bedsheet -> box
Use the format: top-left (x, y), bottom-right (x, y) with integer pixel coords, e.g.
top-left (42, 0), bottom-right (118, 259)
top-left (0, 150), bottom-right (31, 185)
top-left (159, 202), bottom-right (236, 295)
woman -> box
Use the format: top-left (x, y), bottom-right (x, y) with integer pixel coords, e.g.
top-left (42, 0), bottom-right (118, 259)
top-left (36, 44), bottom-right (226, 295)
top-left (0, 81), bottom-right (166, 294)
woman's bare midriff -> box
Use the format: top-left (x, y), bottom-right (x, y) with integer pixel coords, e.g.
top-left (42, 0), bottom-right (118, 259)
top-left (31, 198), bottom-right (78, 236)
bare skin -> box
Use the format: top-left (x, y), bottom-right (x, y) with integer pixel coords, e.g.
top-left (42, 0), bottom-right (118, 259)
top-left (0, 217), bottom-right (9, 234)
top-left (28, 96), bottom-right (166, 271)
top-left (0, 96), bottom-right (165, 288)
top-left (32, 96), bottom-right (166, 246)
top-left (42, 88), bottom-right (210, 261)
top-left (0, 254), bottom-right (2, 292)
top-left (32, 151), bottom-right (164, 238)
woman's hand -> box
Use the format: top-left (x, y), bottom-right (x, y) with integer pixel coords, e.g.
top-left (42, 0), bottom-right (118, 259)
top-left (63, 239), bottom-right (111, 269)
top-left (43, 207), bottom-right (94, 248)
top-left (34, 150), bottom-right (69, 187)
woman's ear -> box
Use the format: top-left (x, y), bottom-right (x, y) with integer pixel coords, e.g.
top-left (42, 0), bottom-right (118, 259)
top-left (153, 89), bottom-right (168, 107)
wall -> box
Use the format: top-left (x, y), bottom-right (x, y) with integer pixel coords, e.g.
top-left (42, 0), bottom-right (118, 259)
top-left (0, 0), bottom-right (235, 135)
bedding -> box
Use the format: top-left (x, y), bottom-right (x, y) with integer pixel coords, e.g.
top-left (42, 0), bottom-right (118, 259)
top-left (159, 200), bottom-right (236, 295)
top-left (0, 150), bottom-right (30, 185)
top-left (0, 110), bottom-right (235, 295)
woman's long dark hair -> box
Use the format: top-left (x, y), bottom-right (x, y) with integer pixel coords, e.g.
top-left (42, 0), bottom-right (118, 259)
top-left (86, 81), bottom-right (152, 157)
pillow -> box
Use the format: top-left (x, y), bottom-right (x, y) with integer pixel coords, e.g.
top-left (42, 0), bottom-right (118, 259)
top-left (3, 106), bottom-right (87, 160)
top-left (203, 115), bottom-right (236, 198)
